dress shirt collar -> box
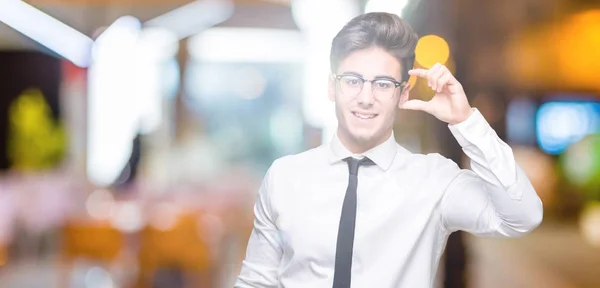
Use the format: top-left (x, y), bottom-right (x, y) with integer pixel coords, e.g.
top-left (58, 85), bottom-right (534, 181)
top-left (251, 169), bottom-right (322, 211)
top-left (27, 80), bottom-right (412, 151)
top-left (328, 130), bottom-right (408, 171)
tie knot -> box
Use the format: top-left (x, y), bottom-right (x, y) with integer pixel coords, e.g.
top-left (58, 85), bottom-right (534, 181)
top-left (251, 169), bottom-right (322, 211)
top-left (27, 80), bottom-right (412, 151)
top-left (344, 157), bottom-right (374, 175)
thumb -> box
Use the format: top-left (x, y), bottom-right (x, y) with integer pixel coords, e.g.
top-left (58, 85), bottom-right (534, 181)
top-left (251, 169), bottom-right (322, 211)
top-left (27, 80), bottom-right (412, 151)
top-left (400, 99), bottom-right (430, 112)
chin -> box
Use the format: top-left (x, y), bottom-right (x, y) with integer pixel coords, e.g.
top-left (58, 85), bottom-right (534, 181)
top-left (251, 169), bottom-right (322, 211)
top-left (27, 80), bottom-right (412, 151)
top-left (348, 130), bottom-right (379, 145)
top-left (351, 132), bottom-right (374, 142)
top-left (352, 122), bottom-right (393, 143)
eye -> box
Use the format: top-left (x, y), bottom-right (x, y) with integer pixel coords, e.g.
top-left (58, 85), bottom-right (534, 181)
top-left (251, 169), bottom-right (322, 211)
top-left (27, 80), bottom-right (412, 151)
top-left (341, 76), bottom-right (363, 87)
top-left (374, 80), bottom-right (393, 89)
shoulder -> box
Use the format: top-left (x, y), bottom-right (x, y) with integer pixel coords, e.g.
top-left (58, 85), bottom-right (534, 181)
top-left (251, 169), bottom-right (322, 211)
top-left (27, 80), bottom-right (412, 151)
top-left (267, 145), bottom-right (328, 179)
top-left (423, 152), bottom-right (460, 169)
top-left (271, 144), bottom-right (328, 169)
top-left (261, 146), bottom-right (327, 211)
top-left (403, 151), bottom-right (463, 178)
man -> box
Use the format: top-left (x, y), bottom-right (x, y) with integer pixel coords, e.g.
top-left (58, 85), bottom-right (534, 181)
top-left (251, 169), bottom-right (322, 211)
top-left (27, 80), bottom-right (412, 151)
top-left (235, 12), bottom-right (543, 288)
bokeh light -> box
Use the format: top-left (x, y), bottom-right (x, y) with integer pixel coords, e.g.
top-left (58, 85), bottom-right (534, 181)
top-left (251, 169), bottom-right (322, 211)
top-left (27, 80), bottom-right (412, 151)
top-left (555, 10), bottom-right (600, 91)
top-left (561, 134), bottom-right (600, 194)
top-left (84, 266), bottom-right (115, 288)
top-left (109, 201), bottom-right (144, 233)
top-left (150, 202), bottom-right (181, 231)
top-left (507, 9), bottom-right (600, 92)
top-left (232, 67), bottom-right (267, 100)
top-left (86, 189), bottom-right (116, 220)
top-left (580, 202), bottom-right (600, 248)
top-left (415, 35), bottom-right (450, 68)
top-left (536, 101), bottom-right (600, 155)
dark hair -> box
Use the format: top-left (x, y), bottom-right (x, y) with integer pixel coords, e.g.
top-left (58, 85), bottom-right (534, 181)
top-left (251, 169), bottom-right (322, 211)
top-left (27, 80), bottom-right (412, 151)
top-left (330, 12), bottom-right (418, 82)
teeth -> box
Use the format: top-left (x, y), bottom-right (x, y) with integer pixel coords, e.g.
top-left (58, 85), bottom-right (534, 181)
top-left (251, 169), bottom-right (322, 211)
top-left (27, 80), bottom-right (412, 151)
top-left (353, 112), bottom-right (376, 119)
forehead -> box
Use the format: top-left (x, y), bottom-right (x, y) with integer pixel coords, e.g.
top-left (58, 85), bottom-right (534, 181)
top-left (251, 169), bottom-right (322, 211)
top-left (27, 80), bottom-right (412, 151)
top-left (336, 46), bottom-right (402, 80)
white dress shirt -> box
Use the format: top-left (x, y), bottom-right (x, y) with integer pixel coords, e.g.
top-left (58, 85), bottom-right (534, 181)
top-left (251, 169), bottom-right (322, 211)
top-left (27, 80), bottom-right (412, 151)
top-left (235, 109), bottom-right (543, 288)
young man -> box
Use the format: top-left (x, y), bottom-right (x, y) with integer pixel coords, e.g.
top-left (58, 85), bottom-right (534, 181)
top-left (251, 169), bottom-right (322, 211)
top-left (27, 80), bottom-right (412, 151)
top-left (235, 12), bottom-right (543, 288)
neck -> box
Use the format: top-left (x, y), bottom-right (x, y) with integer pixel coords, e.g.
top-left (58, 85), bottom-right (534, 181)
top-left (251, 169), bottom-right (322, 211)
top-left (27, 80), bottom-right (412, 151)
top-left (337, 128), bottom-right (392, 154)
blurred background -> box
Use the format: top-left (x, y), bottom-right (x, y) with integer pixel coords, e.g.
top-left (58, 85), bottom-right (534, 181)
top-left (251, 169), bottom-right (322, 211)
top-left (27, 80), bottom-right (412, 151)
top-left (0, 0), bottom-right (599, 287)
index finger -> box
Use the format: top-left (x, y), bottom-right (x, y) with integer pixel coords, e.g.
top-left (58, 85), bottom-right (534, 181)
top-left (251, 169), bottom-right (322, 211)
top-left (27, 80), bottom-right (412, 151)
top-left (408, 68), bottom-right (428, 78)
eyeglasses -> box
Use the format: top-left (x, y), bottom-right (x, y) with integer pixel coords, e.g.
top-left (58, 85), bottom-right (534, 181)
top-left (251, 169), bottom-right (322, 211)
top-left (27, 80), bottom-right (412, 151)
top-left (333, 73), bottom-right (406, 100)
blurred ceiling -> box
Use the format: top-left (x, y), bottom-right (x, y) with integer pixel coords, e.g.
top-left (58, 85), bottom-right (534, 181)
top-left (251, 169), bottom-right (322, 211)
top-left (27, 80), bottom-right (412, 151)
top-left (0, 0), bottom-right (295, 49)
top-left (4, 0), bottom-right (598, 93)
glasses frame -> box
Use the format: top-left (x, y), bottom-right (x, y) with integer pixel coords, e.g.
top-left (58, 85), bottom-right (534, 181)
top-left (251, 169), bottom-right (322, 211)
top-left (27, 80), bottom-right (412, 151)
top-left (332, 73), bottom-right (407, 99)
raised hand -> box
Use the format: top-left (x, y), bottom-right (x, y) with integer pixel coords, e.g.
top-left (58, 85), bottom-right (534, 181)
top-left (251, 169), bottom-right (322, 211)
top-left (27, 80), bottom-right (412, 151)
top-left (401, 63), bottom-right (473, 125)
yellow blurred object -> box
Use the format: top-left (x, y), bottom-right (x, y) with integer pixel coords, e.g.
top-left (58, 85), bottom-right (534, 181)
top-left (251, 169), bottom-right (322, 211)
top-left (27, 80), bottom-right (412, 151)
top-left (0, 244), bottom-right (6, 267)
top-left (61, 220), bottom-right (125, 262)
top-left (505, 28), bottom-right (552, 88)
top-left (555, 9), bottom-right (600, 92)
top-left (407, 73), bottom-right (417, 91)
top-left (506, 9), bottom-right (600, 92)
top-left (415, 35), bottom-right (450, 68)
top-left (137, 211), bottom-right (214, 287)
top-left (7, 88), bottom-right (66, 171)
top-left (59, 220), bottom-right (125, 288)
top-left (412, 62), bottom-right (436, 101)
top-left (408, 54), bottom-right (456, 102)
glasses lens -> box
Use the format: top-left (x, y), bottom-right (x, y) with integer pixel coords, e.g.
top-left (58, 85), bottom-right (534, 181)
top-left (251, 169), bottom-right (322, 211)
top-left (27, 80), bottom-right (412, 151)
top-left (372, 79), bottom-right (396, 99)
top-left (339, 75), bottom-right (363, 98)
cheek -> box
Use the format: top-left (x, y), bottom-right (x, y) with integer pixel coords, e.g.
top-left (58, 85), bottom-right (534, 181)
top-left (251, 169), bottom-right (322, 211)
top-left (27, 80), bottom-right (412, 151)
top-left (335, 98), bottom-right (352, 115)
top-left (380, 106), bottom-right (397, 123)
top-left (334, 101), bottom-right (351, 124)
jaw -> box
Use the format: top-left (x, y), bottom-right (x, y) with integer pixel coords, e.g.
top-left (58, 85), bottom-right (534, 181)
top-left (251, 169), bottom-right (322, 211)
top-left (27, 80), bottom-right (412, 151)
top-left (338, 117), bottom-right (385, 153)
top-left (338, 111), bottom-right (396, 153)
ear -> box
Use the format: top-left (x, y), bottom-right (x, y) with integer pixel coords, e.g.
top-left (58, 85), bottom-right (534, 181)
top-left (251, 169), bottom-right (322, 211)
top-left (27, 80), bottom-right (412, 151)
top-left (328, 75), bottom-right (336, 102)
top-left (398, 82), bottom-right (411, 109)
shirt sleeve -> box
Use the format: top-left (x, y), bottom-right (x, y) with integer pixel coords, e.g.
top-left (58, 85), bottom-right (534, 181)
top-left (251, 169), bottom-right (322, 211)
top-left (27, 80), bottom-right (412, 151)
top-left (440, 109), bottom-right (543, 237)
top-left (235, 163), bottom-right (283, 287)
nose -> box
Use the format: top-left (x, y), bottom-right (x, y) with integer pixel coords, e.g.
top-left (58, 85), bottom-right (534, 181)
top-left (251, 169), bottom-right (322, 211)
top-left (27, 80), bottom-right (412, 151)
top-left (356, 81), bottom-right (374, 106)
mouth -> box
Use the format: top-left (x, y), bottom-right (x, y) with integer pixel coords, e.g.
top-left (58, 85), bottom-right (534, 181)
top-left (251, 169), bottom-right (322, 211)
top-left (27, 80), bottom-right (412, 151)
top-left (352, 111), bottom-right (378, 120)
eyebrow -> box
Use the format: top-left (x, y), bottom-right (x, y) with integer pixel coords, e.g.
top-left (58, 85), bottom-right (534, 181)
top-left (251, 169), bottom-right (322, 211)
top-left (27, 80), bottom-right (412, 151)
top-left (338, 71), bottom-right (400, 82)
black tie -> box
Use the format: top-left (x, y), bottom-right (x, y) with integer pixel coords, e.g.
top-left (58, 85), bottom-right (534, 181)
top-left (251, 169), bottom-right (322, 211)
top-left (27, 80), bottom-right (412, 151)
top-left (332, 157), bottom-right (375, 288)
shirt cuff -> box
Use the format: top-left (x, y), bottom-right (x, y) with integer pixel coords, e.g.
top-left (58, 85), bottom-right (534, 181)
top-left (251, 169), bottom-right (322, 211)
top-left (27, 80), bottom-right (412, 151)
top-left (448, 108), bottom-right (491, 148)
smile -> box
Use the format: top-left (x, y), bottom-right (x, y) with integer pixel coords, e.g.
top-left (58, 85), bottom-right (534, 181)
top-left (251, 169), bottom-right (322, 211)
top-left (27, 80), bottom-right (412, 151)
top-left (352, 112), bottom-right (378, 119)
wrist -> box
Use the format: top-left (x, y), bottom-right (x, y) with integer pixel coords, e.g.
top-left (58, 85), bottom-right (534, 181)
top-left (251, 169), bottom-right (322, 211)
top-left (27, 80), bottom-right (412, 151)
top-left (450, 107), bottom-right (474, 125)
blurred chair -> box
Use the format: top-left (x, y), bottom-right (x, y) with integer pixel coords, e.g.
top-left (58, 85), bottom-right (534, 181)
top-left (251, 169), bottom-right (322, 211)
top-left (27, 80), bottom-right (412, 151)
top-left (0, 242), bottom-right (6, 267)
top-left (60, 220), bottom-right (126, 287)
top-left (136, 211), bottom-right (215, 288)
